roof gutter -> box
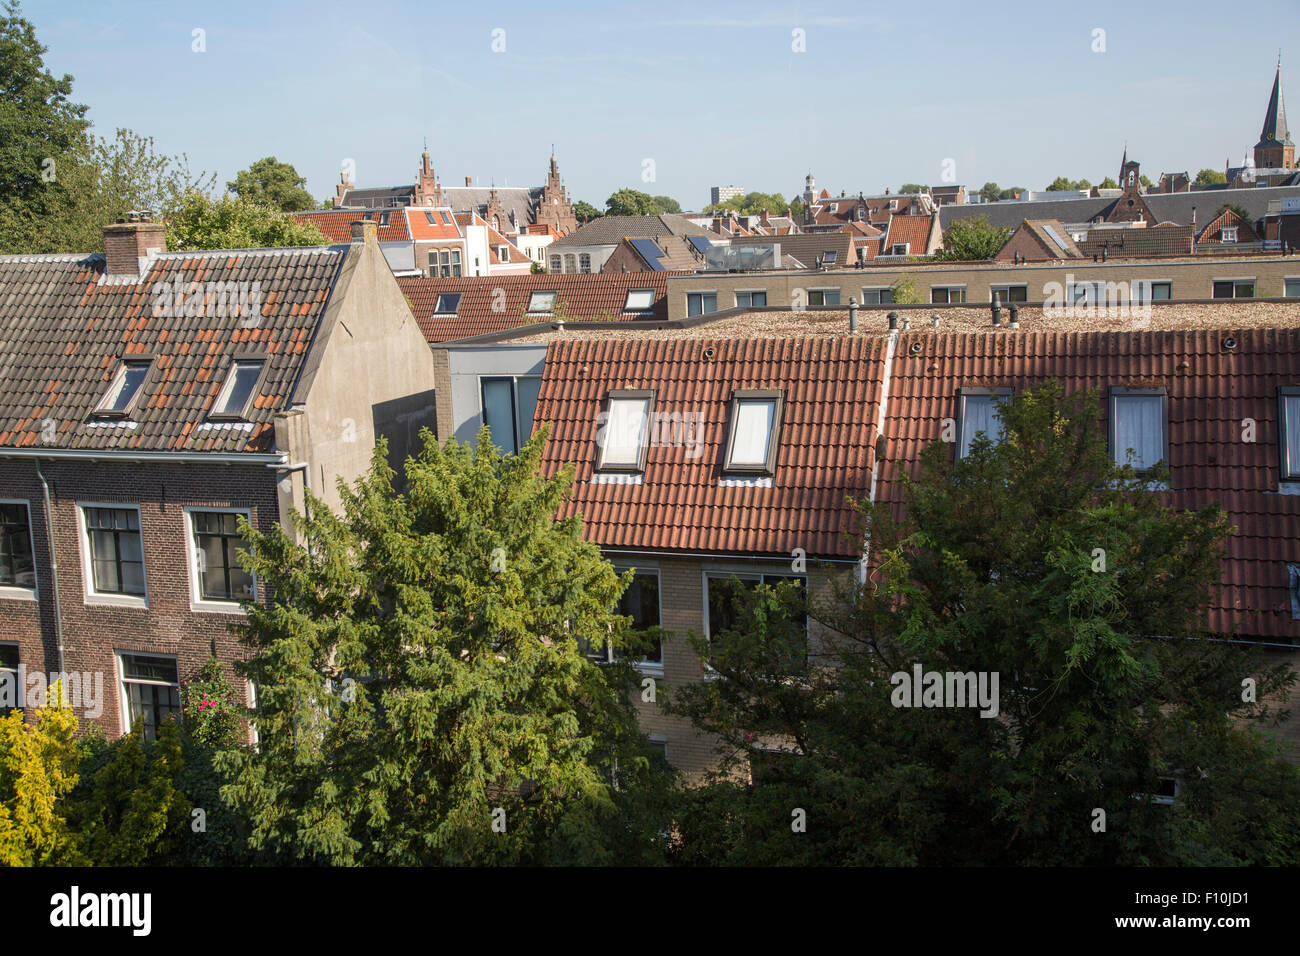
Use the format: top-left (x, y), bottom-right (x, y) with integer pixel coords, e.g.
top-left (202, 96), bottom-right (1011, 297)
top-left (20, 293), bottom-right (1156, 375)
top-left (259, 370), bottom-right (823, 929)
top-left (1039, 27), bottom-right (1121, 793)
top-left (0, 448), bottom-right (285, 465)
top-left (600, 547), bottom-right (859, 566)
top-left (33, 460), bottom-right (66, 682)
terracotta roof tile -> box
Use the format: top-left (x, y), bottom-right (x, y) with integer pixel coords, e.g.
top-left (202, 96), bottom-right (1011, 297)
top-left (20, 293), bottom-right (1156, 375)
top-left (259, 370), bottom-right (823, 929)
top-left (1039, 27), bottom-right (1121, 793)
top-left (292, 209), bottom-right (410, 242)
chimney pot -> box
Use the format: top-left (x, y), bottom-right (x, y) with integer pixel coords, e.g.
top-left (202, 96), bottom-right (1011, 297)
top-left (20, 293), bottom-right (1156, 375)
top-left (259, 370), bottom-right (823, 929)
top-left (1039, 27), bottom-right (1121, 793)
top-left (849, 298), bottom-right (858, 333)
top-left (351, 219), bottom-right (378, 243)
top-left (102, 219), bottom-right (166, 279)
top-left (887, 311), bottom-right (899, 330)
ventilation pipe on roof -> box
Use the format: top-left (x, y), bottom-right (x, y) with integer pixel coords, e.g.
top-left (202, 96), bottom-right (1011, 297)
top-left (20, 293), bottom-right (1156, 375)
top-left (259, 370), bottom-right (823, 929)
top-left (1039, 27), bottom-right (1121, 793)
top-left (849, 298), bottom-right (858, 333)
top-left (1009, 303), bottom-right (1020, 329)
top-left (902, 314), bottom-right (911, 331)
top-left (887, 311), bottom-right (899, 330)
top-left (991, 294), bottom-right (1002, 326)
top-left (931, 313), bottom-right (940, 331)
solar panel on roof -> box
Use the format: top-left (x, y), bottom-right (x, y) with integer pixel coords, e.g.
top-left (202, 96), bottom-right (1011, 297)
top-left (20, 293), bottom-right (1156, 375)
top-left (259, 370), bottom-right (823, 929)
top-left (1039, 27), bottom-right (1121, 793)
top-left (629, 238), bottom-right (667, 270)
top-left (1041, 224), bottom-right (1070, 253)
top-left (687, 235), bottom-right (712, 255)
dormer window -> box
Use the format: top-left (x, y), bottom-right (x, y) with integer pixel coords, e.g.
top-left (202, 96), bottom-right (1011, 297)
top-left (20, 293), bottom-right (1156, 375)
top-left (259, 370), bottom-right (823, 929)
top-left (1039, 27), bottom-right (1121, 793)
top-left (958, 388), bottom-right (1011, 459)
top-left (497, 245), bottom-right (510, 262)
top-left (890, 243), bottom-right (910, 255)
top-left (528, 291), bottom-right (558, 314)
top-left (1221, 226), bottom-right (1238, 243)
top-left (596, 390), bottom-right (653, 473)
top-left (822, 250), bottom-right (837, 264)
top-left (210, 360), bottom-right (264, 420)
top-left (95, 360), bottom-right (151, 418)
top-left (723, 389), bottom-right (783, 476)
top-left (434, 293), bottom-right (461, 314)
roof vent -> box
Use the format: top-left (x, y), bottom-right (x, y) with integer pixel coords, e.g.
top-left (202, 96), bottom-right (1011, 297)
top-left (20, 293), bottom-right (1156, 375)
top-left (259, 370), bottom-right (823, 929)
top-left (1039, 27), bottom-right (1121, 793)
top-left (702, 347), bottom-right (716, 362)
top-left (1222, 337), bottom-right (1238, 351)
top-left (909, 342), bottom-right (923, 354)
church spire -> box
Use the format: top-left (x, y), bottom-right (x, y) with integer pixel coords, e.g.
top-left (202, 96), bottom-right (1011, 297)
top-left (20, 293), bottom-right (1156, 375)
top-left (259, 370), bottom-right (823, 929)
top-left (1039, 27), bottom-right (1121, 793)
top-left (1258, 62), bottom-right (1291, 146)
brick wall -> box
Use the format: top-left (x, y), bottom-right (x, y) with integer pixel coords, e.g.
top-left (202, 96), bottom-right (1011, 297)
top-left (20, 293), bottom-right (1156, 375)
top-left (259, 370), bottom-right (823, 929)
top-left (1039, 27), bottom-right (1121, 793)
top-left (0, 457), bottom-right (278, 738)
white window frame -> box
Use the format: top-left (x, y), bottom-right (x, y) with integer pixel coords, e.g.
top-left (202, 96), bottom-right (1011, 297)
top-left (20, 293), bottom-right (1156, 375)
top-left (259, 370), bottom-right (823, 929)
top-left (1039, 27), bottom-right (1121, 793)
top-left (94, 360), bottom-right (152, 418)
top-left (734, 289), bottom-right (768, 308)
top-left (596, 390), bottom-right (654, 474)
top-left (861, 286), bottom-right (894, 305)
top-left (606, 564), bottom-right (663, 676)
top-left (209, 359), bottom-right (264, 420)
top-left (77, 502), bottom-right (148, 609)
top-left (1108, 387), bottom-right (1168, 476)
top-left (1221, 226), bottom-right (1238, 243)
top-left (116, 650), bottom-right (180, 738)
top-left (623, 289), bottom-right (656, 314)
top-left (686, 291), bottom-right (718, 316)
top-left (527, 290), bottom-right (558, 315)
top-left (184, 507), bottom-right (255, 614)
top-left (0, 499), bottom-right (38, 601)
top-left (889, 242), bottom-right (909, 256)
top-left (479, 375), bottom-right (543, 454)
top-left (723, 389), bottom-right (783, 476)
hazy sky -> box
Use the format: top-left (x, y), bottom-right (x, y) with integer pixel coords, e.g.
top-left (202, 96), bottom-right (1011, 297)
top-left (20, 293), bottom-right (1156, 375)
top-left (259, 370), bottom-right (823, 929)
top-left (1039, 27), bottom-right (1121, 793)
top-left (25, 0), bottom-right (1300, 211)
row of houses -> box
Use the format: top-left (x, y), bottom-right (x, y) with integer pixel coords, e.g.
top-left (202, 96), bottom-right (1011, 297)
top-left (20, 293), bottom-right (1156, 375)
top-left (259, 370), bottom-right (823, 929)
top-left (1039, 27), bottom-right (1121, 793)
top-left (3, 218), bottom-right (1299, 771)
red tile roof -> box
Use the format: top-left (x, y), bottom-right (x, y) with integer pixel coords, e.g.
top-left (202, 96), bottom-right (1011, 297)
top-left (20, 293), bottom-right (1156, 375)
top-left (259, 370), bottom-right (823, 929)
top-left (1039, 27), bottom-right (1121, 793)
top-left (292, 209), bottom-right (410, 243)
top-left (883, 214), bottom-right (936, 255)
top-left (404, 207), bottom-right (462, 241)
top-left (535, 337), bottom-right (886, 558)
top-left (879, 329), bottom-right (1300, 641)
top-left (398, 271), bottom-right (684, 342)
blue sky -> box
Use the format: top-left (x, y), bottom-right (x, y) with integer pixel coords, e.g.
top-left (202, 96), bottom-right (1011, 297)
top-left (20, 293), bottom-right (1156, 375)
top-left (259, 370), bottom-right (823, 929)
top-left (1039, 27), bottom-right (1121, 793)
top-left (25, 0), bottom-right (1300, 211)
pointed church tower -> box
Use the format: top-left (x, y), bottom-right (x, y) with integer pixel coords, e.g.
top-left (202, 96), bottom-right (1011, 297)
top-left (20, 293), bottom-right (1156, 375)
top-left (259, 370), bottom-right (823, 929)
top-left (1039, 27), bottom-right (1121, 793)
top-left (534, 151), bottom-right (578, 236)
top-left (414, 144), bottom-right (443, 206)
top-left (1255, 60), bottom-right (1295, 170)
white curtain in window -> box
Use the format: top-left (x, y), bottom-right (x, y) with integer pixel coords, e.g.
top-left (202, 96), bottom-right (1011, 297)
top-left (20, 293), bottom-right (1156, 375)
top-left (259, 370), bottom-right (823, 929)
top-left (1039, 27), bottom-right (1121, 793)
top-left (960, 396), bottom-right (1004, 458)
top-left (731, 400), bottom-right (775, 466)
top-left (1114, 395), bottom-right (1163, 470)
top-left (1286, 396), bottom-right (1300, 476)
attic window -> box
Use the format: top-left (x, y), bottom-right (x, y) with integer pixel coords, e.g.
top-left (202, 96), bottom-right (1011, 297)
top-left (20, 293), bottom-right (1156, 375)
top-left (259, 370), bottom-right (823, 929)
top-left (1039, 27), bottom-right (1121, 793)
top-left (95, 360), bottom-right (151, 417)
top-left (958, 388), bottom-right (1012, 459)
top-left (528, 291), bottom-right (558, 314)
top-left (723, 389), bottom-right (783, 476)
top-left (442, 211), bottom-right (453, 225)
top-left (596, 390), bottom-right (653, 473)
top-left (434, 293), bottom-right (461, 314)
top-left (890, 243), bottom-right (910, 255)
top-left (1221, 226), bottom-right (1238, 243)
top-left (425, 212), bottom-right (437, 225)
top-left (1279, 387), bottom-right (1300, 481)
top-left (211, 360), bottom-right (264, 419)
top-left (1109, 387), bottom-right (1167, 474)
top-left (379, 211), bottom-right (390, 226)
top-left (623, 289), bottom-right (655, 313)
top-left (498, 245), bottom-right (510, 262)
top-left (822, 250), bottom-right (837, 264)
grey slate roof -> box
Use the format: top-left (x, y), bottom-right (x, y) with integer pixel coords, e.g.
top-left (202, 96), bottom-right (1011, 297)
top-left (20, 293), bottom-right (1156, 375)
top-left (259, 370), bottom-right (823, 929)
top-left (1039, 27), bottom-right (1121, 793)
top-left (729, 233), bottom-right (854, 268)
top-left (438, 186), bottom-right (540, 226)
top-left (551, 214), bottom-right (709, 247)
top-left (0, 247), bottom-right (348, 455)
top-left (940, 185), bottom-right (1300, 232)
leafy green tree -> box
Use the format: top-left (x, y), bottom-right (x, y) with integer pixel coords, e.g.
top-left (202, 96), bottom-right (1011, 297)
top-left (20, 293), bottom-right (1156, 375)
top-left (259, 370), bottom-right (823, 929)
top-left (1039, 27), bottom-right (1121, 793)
top-left (573, 200), bottom-right (603, 223)
top-left (1098, 177), bottom-right (1118, 189)
top-left (999, 186), bottom-right (1026, 200)
top-left (181, 657), bottom-right (244, 748)
top-left (978, 182), bottom-right (1001, 203)
top-left (165, 194), bottom-right (328, 251)
top-left (899, 183), bottom-right (925, 194)
top-left (889, 273), bottom-right (921, 303)
top-left (934, 215), bottom-right (1010, 261)
top-left (703, 191), bottom-right (790, 217)
top-left (1195, 169), bottom-right (1227, 185)
top-left (0, 682), bottom-right (82, 865)
top-left (67, 721), bottom-right (189, 866)
top-left (0, 2), bottom-right (89, 229)
top-left (227, 156), bottom-right (317, 212)
top-left (667, 383), bottom-right (1300, 866)
top-left (1047, 176), bottom-right (1090, 191)
top-left (1140, 174), bottom-right (1153, 189)
top-left (651, 195), bottom-right (681, 214)
top-left (218, 427), bottom-right (675, 865)
top-left (605, 188), bottom-right (659, 216)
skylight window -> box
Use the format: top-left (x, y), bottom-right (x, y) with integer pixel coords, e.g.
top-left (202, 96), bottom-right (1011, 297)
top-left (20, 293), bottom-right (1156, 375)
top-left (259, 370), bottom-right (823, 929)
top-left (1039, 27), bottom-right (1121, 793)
top-left (435, 293), bottom-right (461, 314)
top-left (95, 361), bottom-right (151, 416)
top-left (211, 361), bottom-right (263, 419)
top-left (623, 289), bottom-right (655, 313)
top-left (723, 389), bottom-right (783, 475)
top-left (528, 291), bottom-right (558, 314)
top-left (958, 388), bottom-right (1011, 459)
top-left (596, 390), bottom-right (653, 472)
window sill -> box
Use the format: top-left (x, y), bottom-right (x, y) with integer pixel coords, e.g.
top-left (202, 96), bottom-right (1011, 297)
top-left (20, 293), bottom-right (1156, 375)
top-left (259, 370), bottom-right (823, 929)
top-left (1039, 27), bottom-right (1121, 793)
top-left (190, 599), bottom-right (249, 616)
top-left (85, 592), bottom-right (148, 610)
top-left (634, 662), bottom-right (665, 679)
top-left (0, 586), bottom-right (37, 602)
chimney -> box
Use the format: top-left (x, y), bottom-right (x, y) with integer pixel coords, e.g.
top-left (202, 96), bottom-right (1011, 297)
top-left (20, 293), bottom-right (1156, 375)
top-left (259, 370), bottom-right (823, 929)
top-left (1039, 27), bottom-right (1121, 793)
top-left (849, 298), bottom-right (858, 333)
top-left (351, 219), bottom-right (377, 243)
top-left (465, 175), bottom-right (472, 187)
top-left (102, 215), bottom-right (166, 279)
top-left (1009, 303), bottom-right (1020, 329)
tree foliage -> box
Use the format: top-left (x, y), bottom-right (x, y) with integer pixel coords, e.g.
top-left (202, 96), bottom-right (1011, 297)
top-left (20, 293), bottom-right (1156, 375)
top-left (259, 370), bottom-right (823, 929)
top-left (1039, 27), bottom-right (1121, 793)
top-left (977, 182), bottom-right (1026, 202)
top-left (605, 188), bottom-right (664, 217)
top-left (1195, 169), bottom-right (1227, 185)
top-left (666, 382), bottom-right (1300, 865)
top-left (165, 194), bottom-right (328, 251)
top-left (934, 215), bottom-right (1011, 261)
top-left (227, 156), bottom-right (317, 212)
top-left (573, 200), bottom-right (603, 223)
top-left (217, 427), bottom-right (676, 865)
top-left (703, 191), bottom-right (791, 216)
top-left (0, 682), bottom-right (82, 865)
top-left (1047, 176), bottom-right (1091, 191)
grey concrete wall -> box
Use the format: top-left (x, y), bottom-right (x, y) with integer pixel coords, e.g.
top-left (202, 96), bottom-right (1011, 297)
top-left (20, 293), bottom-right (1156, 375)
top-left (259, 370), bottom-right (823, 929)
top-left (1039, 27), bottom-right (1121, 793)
top-left (445, 344), bottom-right (548, 446)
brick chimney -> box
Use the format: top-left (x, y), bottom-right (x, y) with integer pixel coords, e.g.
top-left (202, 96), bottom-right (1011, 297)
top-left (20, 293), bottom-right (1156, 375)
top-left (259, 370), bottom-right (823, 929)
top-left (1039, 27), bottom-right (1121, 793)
top-left (103, 216), bottom-right (166, 279)
top-left (351, 219), bottom-right (377, 243)
top-left (465, 176), bottom-right (472, 187)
